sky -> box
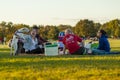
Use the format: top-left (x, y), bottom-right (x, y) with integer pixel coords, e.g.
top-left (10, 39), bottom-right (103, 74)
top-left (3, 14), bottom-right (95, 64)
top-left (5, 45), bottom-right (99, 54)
top-left (0, 0), bottom-right (120, 26)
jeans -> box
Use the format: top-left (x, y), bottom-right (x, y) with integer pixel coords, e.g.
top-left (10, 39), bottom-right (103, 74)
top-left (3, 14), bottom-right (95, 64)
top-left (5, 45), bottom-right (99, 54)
top-left (92, 49), bottom-right (110, 55)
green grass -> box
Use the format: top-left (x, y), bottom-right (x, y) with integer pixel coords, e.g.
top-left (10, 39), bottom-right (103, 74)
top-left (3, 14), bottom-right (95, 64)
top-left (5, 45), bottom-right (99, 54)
top-left (0, 39), bottom-right (120, 80)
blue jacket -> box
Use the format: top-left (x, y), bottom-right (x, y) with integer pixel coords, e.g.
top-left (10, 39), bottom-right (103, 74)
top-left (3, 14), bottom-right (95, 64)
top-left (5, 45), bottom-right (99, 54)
top-left (98, 35), bottom-right (110, 52)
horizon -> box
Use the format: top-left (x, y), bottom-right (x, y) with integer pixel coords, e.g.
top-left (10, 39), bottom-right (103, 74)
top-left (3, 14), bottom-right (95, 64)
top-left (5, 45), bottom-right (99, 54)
top-left (0, 18), bottom-right (119, 27)
top-left (0, 0), bottom-right (120, 26)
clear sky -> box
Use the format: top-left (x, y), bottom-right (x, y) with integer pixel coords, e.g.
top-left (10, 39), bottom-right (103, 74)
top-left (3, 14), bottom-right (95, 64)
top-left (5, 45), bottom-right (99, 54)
top-left (0, 0), bottom-right (120, 26)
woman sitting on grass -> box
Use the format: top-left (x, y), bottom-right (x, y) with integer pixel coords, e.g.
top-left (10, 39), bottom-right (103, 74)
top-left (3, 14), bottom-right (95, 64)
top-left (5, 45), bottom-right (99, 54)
top-left (23, 27), bottom-right (44, 54)
top-left (92, 29), bottom-right (111, 55)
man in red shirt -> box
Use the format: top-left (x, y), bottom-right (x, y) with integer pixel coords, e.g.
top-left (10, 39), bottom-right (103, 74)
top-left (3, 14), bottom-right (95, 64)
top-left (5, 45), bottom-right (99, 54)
top-left (63, 29), bottom-right (85, 55)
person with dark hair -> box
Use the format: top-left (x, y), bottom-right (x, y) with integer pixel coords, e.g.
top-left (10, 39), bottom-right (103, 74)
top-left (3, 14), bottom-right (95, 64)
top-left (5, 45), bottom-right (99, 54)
top-left (23, 28), bottom-right (44, 54)
top-left (32, 26), bottom-right (47, 43)
top-left (92, 29), bottom-right (110, 55)
top-left (32, 26), bottom-right (47, 53)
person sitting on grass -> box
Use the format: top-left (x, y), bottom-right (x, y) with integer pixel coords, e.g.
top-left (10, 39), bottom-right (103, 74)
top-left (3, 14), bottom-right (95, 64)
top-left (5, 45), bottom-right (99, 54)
top-left (63, 29), bottom-right (85, 55)
top-left (23, 27), bottom-right (44, 54)
top-left (32, 26), bottom-right (47, 53)
top-left (92, 29), bottom-right (110, 55)
top-left (58, 32), bottom-right (65, 54)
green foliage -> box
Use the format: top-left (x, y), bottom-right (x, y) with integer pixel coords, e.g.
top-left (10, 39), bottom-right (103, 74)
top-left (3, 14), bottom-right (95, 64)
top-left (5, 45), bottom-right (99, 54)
top-left (38, 25), bottom-right (72, 40)
top-left (1, 19), bottom-right (120, 41)
top-left (58, 24), bottom-right (72, 31)
top-left (47, 26), bottom-right (59, 40)
top-left (101, 19), bottom-right (120, 38)
top-left (74, 19), bottom-right (101, 37)
top-left (0, 32), bottom-right (2, 37)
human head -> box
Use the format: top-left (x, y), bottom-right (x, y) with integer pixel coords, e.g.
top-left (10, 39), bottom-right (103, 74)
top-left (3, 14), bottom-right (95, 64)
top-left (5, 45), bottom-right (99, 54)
top-left (65, 28), bottom-right (73, 35)
top-left (32, 25), bottom-right (39, 34)
top-left (30, 27), bottom-right (38, 38)
top-left (97, 29), bottom-right (106, 38)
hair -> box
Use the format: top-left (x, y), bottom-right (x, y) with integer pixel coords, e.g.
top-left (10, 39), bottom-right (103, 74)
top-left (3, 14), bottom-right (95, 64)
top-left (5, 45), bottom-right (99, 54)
top-left (65, 28), bottom-right (73, 34)
top-left (100, 29), bottom-right (106, 35)
top-left (32, 25), bottom-right (39, 30)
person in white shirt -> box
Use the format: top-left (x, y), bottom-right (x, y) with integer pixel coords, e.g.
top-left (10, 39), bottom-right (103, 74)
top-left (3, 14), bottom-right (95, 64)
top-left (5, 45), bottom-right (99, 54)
top-left (23, 28), bottom-right (43, 54)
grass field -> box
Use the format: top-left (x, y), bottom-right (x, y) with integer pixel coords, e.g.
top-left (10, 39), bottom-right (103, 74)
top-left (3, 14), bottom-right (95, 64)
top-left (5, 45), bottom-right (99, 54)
top-left (0, 39), bottom-right (120, 80)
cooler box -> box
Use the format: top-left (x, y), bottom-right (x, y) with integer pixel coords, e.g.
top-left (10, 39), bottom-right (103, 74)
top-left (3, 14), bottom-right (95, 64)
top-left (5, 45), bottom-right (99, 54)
top-left (45, 44), bottom-right (58, 56)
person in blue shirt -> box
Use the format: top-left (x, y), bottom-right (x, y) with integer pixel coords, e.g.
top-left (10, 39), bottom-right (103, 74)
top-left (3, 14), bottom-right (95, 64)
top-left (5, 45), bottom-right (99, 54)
top-left (92, 29), bottom-right (110, 55)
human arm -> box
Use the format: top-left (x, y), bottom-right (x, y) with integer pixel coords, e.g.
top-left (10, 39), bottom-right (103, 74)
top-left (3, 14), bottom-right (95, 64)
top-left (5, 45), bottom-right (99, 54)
top-left (76, 36), bottom-right (84, 47)
top-left (97, 39), bottom-right (104, 50)
top-left (36, 34), bottom-right (48, 45)
top-left (63, 46), bottom-right (66, 54)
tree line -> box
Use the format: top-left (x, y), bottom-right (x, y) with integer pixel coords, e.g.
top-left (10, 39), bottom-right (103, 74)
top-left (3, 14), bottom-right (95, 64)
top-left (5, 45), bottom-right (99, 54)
top-left (0, 19), bottom-right (120, 41)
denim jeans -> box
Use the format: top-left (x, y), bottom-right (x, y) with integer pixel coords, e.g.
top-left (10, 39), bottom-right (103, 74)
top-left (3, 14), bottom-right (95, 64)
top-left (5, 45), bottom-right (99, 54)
top-left (92, 49), bottom-right (110, 55)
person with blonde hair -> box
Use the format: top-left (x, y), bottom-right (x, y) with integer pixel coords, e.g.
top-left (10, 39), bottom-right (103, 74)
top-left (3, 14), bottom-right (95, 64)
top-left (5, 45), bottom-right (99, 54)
top-left (63, 29), bottom-right (85, 55)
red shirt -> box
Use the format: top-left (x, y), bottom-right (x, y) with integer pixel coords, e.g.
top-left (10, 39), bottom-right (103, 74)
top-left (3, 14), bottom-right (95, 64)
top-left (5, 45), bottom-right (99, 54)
top-left (63, 34), bottom-right (82, 54)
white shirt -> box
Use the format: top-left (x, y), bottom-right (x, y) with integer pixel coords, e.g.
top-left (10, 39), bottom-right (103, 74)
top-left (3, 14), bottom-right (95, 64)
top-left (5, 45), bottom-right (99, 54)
top-left (29, 38), bottom-right (38, 51)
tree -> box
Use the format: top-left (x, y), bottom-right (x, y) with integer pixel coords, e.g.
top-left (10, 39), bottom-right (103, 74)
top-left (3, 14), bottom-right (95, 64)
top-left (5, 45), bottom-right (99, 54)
top-left (58, 24), bottom-right (72, 32)
top-left (39, 25), bottom-right (48, 39)
top-left (101, 19), bottom-right (120, 38)
top-left (48, 26), bottom-right (59, 40)
top-left (0, 21), bottom-right (7, 43)
top-left (74, 19), bottom-right (100, 37)
top-left (114, 27), bottom-right (120, 38)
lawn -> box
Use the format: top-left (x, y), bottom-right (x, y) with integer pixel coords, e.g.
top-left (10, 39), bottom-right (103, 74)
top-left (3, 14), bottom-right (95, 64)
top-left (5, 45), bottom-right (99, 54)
top-left (0, 39), bottom-right (120, 80)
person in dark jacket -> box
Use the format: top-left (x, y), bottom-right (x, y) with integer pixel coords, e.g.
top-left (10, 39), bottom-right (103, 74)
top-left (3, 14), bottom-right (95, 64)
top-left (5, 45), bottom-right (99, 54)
top-left (92, 30), bottom-right (110, 55)
top-left (32, 26), bottom-right (48, 53)
top-left (32, 26), bottom-right (47, 43)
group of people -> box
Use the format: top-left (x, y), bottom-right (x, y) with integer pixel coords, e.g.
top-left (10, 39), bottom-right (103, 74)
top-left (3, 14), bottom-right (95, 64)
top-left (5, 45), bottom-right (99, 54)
top-left (16, 26), bottom-right (113, 55)
top-left (61, 29), bottom-right (111, 55)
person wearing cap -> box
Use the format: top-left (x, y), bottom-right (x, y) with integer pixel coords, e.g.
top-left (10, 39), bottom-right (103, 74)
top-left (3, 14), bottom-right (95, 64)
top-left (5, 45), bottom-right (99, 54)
top-left (58, 32), bottom-right (65, 54)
